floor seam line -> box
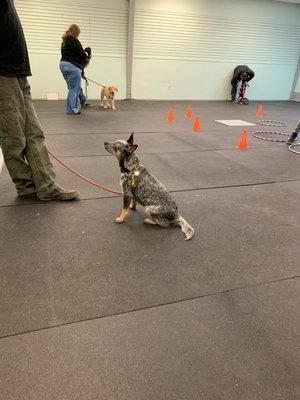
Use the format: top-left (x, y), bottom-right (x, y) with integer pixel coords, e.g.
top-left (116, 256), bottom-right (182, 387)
top-left (48, 145), bottom-right (283, 158)
top-left (1, 180), bottom-right (299, 209)
top-left (0, 274), bottom-right (299, 340)
top-left (0, 181), bottom-right (281, 208)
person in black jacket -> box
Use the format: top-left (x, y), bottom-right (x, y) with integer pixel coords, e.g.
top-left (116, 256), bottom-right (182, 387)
top-left (230, 65), bottom-right (255, 102)
top-left (0, 0), bottom-right (79, 200)
top-left (60, 24), bottom-right (91, 115)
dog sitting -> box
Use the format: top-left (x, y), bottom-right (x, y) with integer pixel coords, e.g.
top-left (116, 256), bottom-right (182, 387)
top-left (100, 86), bottom-right (118, 110)
top-left (104, 134), bottom-right (195, 240)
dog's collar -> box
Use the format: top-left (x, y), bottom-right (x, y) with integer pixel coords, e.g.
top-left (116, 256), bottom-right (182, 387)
top-left (120, 167), bottom-right (130, 173)
top-left (121, 165), bottom-right (140, 175)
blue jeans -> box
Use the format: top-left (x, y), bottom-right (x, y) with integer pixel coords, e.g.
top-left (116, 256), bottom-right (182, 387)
top-left (78, 87), bottom-right (87, 107)
top-left (59, 61), bottom-right (86, 114)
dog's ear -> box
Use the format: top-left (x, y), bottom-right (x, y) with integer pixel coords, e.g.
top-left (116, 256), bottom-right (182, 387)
top-left (115, 87), bottom-right (118, 92)
top-left (127, 133), bottom-right (134, 145)
top-left (127, 144), bottom-right (138, 154)
top-left (127, 133), bottom-right (138, 152)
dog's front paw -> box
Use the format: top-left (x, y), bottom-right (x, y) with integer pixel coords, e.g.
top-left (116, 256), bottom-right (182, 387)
top-left (115, 217), bottom-right (124, 224)
top-left (112, 106), bottom-right (116, 110)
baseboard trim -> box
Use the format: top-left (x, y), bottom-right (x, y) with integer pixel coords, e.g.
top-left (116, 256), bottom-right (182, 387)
top-left (291, 92), bottom-right (300, 102)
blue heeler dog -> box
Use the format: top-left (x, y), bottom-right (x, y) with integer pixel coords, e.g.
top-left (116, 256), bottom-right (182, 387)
top-left (104, 134), bottom-right (194, 240)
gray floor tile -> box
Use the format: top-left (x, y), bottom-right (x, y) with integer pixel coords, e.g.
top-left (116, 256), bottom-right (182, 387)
top-left (1, 100), bottom-right (299, 398)
top-left (36, 100), bottom-right (299, 135)
top-left (45, 129), bottom-right (279, 158)
top-left (0, 148), bottom-right (271, 206)
top-left (0, 279), bottom-right (299, 400)
top-left (0, 184), bottom-right (299, 337)
top-left (216, 147), bottom-right (300, 181)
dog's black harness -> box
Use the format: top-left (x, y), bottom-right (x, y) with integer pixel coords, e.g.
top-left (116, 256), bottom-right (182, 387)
top-left (121, 165), bottom-right (140, 194)
top-left (130, 166), bottom-right (140, 193)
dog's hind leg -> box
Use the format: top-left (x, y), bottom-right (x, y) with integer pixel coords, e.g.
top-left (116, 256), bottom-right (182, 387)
top-left (144, 218), bottom-right (158, 225)
top-left (145, 206), bottom-right (175, 227)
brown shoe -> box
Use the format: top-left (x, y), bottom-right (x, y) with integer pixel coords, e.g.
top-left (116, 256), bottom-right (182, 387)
top-left (38, 187), bottom-right (80, 201)
top-left (18, 192), bottom-right (37, 199)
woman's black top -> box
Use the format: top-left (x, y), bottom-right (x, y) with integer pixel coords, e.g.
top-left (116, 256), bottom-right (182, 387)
top-left (61, 36), bottom-right (86, 70)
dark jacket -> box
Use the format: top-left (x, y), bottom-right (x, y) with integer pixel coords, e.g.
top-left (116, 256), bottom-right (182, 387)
top-left (231, 65), bottom-right (255, 85)
top-left (0, 0), bottom-right (31, 77)
top-left (60, 36), bottom-right (87, 71)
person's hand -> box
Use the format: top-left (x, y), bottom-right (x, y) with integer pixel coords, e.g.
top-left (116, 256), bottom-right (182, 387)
top-left (82, 75), bottom-right (89, 85)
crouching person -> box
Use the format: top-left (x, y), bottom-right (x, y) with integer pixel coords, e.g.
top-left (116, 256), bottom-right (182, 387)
top-left (231, 65), bottom-right (255, 103)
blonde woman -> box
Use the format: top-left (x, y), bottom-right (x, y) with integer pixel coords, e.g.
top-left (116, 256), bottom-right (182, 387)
top-left (59, 24), bottom-right (91, 115)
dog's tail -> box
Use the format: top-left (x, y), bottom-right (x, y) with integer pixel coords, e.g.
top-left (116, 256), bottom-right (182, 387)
top-left (177, 215), bottom-right (195, 241)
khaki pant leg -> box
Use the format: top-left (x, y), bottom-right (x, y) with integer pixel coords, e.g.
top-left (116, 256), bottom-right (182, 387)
top-left (0, 77), bottom-right (36, 195)
top-left (21, 78), bottom-right (56, 197)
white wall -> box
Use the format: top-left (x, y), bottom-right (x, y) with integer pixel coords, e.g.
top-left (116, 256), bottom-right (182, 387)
top-left (132, 0), bottom-right (300, 100)
top-left (15, 0), bottom-right (128, 99)
top-left (15, 0), bottom-right (300, 101)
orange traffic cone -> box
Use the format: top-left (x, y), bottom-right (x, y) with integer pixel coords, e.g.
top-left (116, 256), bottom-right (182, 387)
top-left (236, 129), bottom-right (249, 150)
top-left (185, 105), bottom-right (193, 119)
top-left (193, 116), bottom-right (201, 133)
top-left (166, 107), bottom-right (175, 122)
top-left (256, 104), bottom-right (264, 118)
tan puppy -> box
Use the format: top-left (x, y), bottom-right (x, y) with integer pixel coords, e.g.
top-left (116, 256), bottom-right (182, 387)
top-left (100, 86), bottom-right (118, 110)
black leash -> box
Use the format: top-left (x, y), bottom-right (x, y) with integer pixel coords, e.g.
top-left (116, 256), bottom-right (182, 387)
top-left (86, 77), bottom-right (105, 88)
